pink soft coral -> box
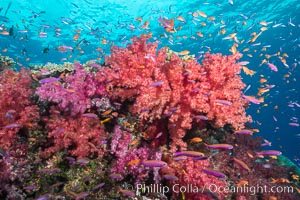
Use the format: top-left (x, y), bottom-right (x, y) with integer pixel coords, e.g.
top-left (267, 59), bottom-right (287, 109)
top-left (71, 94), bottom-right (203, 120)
top-left (109, 125), bottom-right (162, 183)
top-left (0, 69), bottom-right (39, 150)
top-left (36, 63), bottom-right (106, 116)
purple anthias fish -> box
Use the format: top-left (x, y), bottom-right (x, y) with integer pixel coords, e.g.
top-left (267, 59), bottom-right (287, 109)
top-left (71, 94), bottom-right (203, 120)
top-left (75, 192), bottom-right (89, 200)
top-left (82, 113), bottom-right (98, 119)
top-left (173, 151), bottom-right (205, 157)
top-left (23, 185), bottom-right (37, 191)
top-left (142, 160), bottom-right (168, 167)
top-left (205, 143), bottom-right (234, 150)
top-left (4, 123), bottom-right (21, 129)
top-left (108, 173), bottom-right (123, 180)
top-left (92, 183), bottom-right (105, 191)
top-left (214, 99), bottom-right (232, 106)
top-left (256, 150), bottom-right (282, 156)
top-left (39, 77), bottom-right (60, 84)
top-left (37, 168), bottom-right (61, 173)
top-left (163, 174), bottom-right (179, 181)
top-left (77, 158), bottom-right (90, 165)
top-left (119, 189), bottom-right (136, 198)
top-left (202, 168), bottom-right (226, 178)
top-left (36, 194), bottom-right (50, 200)
top-left (52, 128), bottom-right (65, 134)
top-left (173, 155), bottom-right (187, 161)
top-left (89, 63), bottom-right (102, 69)
top-left (289, 123), bottom-right (299, 127)
top-left (193, 115), bottom-right (208, 120)
top-left (149, 81), bottom-right (164, 87)
top-left (234, 129), bottom-right (253, 135)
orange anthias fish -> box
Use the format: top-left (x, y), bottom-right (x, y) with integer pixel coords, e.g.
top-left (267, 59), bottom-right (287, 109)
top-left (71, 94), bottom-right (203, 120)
top-left (176, 16), bottom-right (186, 22)
top-left (73, 33), bottom-right (80, 41)
top-left (189, 137), bottom-right (203, 144)
top-left (135, 17), bottom-right (142, 22)
top-left (197, 11), bottom-right (207, 18)
top-left (196, 32), bottom-right (204, 37)
top-left (178, 50), bottom-right (190, 55)
top-left (229, 43), bottom-right (238, 55)
top-left (127, 159), bottom-right (140, 166)
top-left (242, 66), bottom-right (256, 76)
top-left (142, 21), bottom-right (150, 29)
top-left (159, 17), bottom-right (175, 33)
top-left (236, 180), bottom-right (249, 187)
top-left (0, 30), bottom-right (10, 35)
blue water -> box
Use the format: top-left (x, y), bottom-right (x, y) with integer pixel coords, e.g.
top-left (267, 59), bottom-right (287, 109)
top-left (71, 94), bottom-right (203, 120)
top-left (1, 0), bottom-right (299, 165)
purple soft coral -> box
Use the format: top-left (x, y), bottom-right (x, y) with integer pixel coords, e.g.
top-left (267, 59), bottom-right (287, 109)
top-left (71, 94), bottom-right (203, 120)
top-left (36, 62), bottom-right (106, 116)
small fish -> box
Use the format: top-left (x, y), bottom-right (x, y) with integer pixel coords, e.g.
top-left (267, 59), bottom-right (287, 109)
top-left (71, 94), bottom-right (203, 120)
top-left (202, 168), bottom-right (226, 178)
top-left (266, 62), bottom-right (278, 72)
top-left (236, 180), bottom-right (249, 187)
top-left (234, 129), bottom-right (253, 135)
top-left (189, 137), bottom-right (203, 144)
top-left (242, 95), bottom-right (262, 104)
top-left (37, 168), bottom-right (61, 173)
top-left (214, 99), bottom-right (232, 106)
top-left (173, 151), bottom-right (205, 157)
top-left (127, 159), bottom-right (140, 166)
top-left (102, 109), bottom-right (112, 116)
top-left (82, 113), bottom-right (98, 119)
top-left (288, 123), bottom-right (299, 127)
top-left (256, 150), bottom-right (282, 156)
top-left (149, 81), bottom-right (164, 87)
top-left (39, 77), bottom-right (60, 84)
top-left (197, 11), bottom-right (207, 18)
top-left (100, 117), bottom-right (111, 124)
top-left (238, 61), bottom-right (250, 66)
top-left (261, 139), bottom-right (272, 146)
top-left (108, 173), bottom-right (123, 180)
top-left (205, 143), bottom-right (233, 150)
top-left (4, 123), bottom-right (21, 129)
top-left (176, 16), bottom-right (186, 22)
top-left (92, 183), bottom-right (105, 191)
top-left (232, 157), bottom-right (251, 172)
top-left (242, 66), bottom-right (256, 76)
top-left (24, 185), bottom-right (37, 191)
top-left (119, 189), bottom-right (136, 198)
top-left (178, 50), bottom-right (190, 55)
top-left (35, 194), bottom-right (50, 200)
top-left (75, 192), bottom-right (89, 200)
top-left (142, 160), bottom-right (168, 167)
top-left (193, 115), bottom-right (208, 120)
top-left (77, 158), bottom-right (90, 165)
top-left (163, 174), bottom-right (179, 181)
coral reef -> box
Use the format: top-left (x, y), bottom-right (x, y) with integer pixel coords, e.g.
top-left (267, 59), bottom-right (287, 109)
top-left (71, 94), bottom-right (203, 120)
top-left (0, 36), bottom-right (299, 200)
top-left (0, 54), bottom-right (15, 71)
top-left (40, 106), bottom-right (107, 158)
top-left (36, 62), bottom-right (106, 116)
top-left (0, 69), bottom-right (39, 150)
top-left (97, 35), bottom-right (251, 152)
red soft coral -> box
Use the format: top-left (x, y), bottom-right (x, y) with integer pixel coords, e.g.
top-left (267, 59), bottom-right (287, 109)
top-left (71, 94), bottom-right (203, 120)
top-left (163, 158), bottom-right (229, 200)
top-left (0, 69), bottom-right (39, 150)
top-left (97, 35), bottom-right (251, 152)
top-left (41, 107), bottom-right (107, 158)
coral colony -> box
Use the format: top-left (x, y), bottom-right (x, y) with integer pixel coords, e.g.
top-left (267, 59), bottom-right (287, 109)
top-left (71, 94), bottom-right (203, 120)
top-left (0, 35), bottom-right (299, 200)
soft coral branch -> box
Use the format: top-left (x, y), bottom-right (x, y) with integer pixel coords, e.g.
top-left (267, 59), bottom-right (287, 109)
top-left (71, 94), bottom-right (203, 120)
top-left (0, 69), bottom-right (39, 150)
